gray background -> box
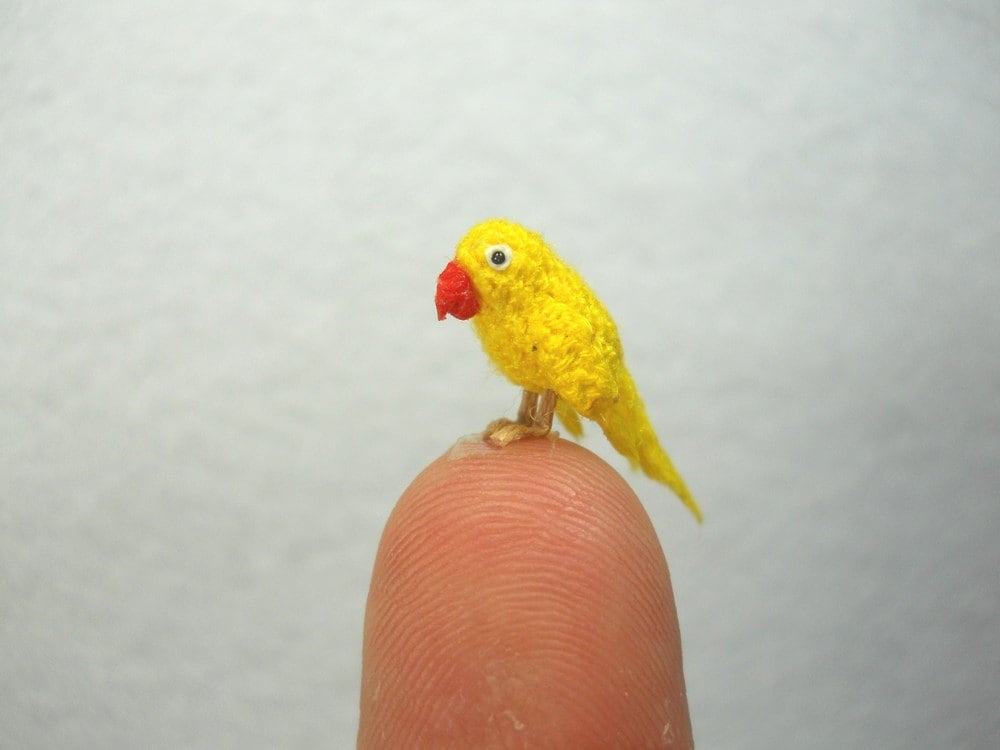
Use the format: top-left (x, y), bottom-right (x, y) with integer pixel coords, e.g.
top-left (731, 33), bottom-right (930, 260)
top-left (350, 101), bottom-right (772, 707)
top-left (3, 2), bottom-right (998, 748)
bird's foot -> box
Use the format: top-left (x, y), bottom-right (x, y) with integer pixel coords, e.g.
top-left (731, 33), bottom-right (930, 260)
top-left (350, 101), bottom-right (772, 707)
top-left (483, 389), bottom-right (557, 448)
top-left (483, 418), bottom-right (552, 447)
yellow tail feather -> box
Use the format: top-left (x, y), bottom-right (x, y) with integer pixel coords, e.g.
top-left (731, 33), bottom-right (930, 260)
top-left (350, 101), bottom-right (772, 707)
top-left (556, 399), bottom-right (584, 437)
top-left (594, 370), bottom-right (703, 522)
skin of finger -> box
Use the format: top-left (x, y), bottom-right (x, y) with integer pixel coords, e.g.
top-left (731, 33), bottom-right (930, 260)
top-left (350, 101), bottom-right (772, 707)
top-left (358, 437), bottom-right (692, 749)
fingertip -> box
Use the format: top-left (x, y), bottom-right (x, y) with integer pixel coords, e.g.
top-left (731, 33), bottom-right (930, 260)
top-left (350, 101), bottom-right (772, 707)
top-left (359, 437), bottom-right (692, 749)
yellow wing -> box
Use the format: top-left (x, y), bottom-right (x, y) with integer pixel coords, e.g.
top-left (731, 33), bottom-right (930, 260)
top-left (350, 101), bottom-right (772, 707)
top-left (528, 298), bottom-right (622, 412)
top-left (532, 297), bottom-right (701, 520)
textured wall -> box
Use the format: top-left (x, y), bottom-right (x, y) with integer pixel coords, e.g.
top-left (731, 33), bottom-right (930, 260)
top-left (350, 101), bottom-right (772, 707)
top-left (2, 2), bottom-right (998, 747)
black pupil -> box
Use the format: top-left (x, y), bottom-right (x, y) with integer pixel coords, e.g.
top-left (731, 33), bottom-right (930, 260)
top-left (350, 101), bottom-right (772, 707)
top-left (491, 250), bottom-right (506, 266)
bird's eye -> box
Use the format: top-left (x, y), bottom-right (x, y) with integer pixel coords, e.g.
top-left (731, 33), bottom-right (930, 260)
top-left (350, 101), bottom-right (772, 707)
top-left (485, 244), bottom-right (513, 270)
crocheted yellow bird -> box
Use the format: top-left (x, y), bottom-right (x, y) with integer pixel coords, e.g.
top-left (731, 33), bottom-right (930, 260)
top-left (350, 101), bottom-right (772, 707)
top-left (435, 218), bottom-right (702, 521)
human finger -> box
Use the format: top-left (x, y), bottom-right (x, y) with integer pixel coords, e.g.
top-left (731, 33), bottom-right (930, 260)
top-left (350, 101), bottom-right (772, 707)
top-left (358, 436), bottom-right (693, 749)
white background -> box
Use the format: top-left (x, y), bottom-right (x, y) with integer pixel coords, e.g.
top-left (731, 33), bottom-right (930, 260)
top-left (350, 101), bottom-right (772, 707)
top-left (2, 2), bottom-right (998, 748)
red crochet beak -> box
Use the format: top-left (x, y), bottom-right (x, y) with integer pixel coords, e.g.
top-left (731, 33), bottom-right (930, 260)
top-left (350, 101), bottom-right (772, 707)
top-left (435, 260), bottom-right (480, 320)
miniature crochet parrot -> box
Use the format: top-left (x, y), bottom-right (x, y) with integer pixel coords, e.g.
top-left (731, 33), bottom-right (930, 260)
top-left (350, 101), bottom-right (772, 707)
top-left (435, 218), bottom-right (702, 521)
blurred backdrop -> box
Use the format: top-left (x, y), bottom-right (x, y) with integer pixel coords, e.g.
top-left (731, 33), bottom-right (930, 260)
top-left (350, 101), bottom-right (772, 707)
top-left (2, 2), bottom-right (998, 748)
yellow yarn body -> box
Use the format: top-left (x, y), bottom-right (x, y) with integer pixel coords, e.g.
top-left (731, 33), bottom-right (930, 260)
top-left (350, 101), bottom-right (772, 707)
top-left (454, 219), bottom-right (702, 521)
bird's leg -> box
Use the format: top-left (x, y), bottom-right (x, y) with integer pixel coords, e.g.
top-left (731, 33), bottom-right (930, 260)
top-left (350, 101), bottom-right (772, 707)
top-left (516, 389), bottom-right (540, 424)
top-left (484, 389), bottom-right (557, 448)
top-left (531, 389), bottom-right (557, 431)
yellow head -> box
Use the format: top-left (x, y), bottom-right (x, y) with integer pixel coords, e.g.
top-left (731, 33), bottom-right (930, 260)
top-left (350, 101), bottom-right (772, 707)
top-left (435, 218), bottom-right (561, 321)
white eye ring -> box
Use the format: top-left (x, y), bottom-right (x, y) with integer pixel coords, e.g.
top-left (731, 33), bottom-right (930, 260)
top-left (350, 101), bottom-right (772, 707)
top-left (485, 244), bottom-right (513, 270)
